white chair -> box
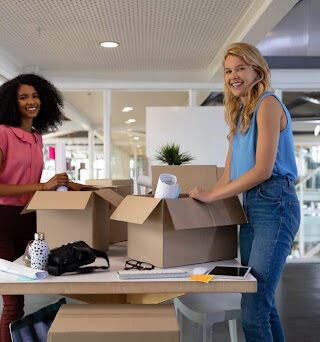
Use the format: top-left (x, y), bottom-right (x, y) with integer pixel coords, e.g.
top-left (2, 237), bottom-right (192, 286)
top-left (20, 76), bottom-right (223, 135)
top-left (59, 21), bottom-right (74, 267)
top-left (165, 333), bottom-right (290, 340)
top-left (174, 293), bottom-right (241, 342)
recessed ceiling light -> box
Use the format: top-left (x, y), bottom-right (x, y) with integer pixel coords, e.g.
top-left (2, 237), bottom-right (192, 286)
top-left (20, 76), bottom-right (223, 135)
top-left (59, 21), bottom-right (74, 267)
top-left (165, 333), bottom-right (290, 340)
top-left (125, 119), bottom-right (136, 124)
top-left (315, 125), bottom-right (320, 136)
top-left (137, 144), bottom-right (141, 148)
top-left (122, 107), bottom-right (133, 112)
top-left (100, 41), bottom-right (119, 48)
top-left (134, 137), bottom-right (139, 141)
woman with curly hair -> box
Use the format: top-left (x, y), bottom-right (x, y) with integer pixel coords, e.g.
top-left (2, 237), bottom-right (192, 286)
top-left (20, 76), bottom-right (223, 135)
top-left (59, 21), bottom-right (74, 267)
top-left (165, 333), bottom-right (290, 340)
top-left (189, 43), bottom-right (300, 341)
top-left (0, 73), bottom-right (69, 342)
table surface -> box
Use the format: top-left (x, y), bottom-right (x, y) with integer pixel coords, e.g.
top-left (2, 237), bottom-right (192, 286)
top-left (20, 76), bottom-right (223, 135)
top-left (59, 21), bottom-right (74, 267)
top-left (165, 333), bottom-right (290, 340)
top-left (0, 243), bottom-right (256, 295)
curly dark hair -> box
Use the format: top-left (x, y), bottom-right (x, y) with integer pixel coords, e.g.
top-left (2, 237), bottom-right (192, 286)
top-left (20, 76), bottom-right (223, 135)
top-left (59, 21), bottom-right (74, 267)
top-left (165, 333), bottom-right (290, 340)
top-left (0, 73), bottom-right (63, 134)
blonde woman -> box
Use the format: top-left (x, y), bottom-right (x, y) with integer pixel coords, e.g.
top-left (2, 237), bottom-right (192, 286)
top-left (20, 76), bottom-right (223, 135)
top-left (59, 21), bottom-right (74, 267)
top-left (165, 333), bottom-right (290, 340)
top-left (189, 42), bottom-right (300, 341)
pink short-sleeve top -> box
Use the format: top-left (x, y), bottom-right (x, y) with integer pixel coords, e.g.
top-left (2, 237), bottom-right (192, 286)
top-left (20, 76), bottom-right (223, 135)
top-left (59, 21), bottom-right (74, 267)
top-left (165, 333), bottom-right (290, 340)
top-left (0, 124), bottom-right (43, 206)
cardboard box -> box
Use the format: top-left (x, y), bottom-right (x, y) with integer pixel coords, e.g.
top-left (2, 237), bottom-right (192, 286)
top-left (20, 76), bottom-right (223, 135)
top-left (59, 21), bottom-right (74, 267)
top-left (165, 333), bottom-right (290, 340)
top-left (111, 166), bottom-right (247, 268)
top-left (23, 188), bottom-right (123, 251)
top-left (85, 178), bottom-right (133, 188)
top-left (152, 165), bottom-right (220, 193)
top-left (48, 304), bottom-right (180, 342)
top-left (85, 179), bottom-right (134, 243)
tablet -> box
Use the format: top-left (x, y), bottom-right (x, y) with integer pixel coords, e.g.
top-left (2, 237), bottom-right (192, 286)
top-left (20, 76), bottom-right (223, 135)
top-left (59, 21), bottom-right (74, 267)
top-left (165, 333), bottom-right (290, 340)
top-left (206, 265), bottom-right (251, 279)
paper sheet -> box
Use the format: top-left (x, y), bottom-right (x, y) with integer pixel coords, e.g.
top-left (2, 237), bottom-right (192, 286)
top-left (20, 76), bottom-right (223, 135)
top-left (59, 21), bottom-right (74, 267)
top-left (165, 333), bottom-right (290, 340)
top-left (55, 142), bottom-right (67, 192)
top-left (0, 259), bottom-right (48, 280)
top-left (154, 174), bottom-right (180, 199)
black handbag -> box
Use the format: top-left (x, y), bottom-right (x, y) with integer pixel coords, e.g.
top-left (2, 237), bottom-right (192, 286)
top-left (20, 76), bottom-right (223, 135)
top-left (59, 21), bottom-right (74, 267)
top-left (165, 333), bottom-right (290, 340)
top-left (47, 241), bottom-right (109, 276)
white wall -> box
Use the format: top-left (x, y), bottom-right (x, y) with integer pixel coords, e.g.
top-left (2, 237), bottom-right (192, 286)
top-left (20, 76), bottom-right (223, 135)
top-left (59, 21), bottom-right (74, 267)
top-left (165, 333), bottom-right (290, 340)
top-left (146, 106), bottom-right (228, 172)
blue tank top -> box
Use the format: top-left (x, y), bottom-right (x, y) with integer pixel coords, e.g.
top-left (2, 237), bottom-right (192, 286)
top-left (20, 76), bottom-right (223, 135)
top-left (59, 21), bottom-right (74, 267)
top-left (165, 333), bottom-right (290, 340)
top-left (231, 92), bottom-right (297, 181)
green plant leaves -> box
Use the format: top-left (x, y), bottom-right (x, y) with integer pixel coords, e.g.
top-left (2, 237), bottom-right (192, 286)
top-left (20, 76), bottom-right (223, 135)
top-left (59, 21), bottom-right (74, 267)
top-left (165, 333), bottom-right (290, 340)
top-left (154, 143), bottom-right (194, 165)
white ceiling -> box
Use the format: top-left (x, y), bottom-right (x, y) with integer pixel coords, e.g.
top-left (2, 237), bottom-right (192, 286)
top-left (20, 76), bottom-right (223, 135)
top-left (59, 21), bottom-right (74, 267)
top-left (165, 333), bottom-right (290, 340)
top-left (0, 0), bottom-right (297, 82)
top-left (0, 0), bottom-right (299, 151)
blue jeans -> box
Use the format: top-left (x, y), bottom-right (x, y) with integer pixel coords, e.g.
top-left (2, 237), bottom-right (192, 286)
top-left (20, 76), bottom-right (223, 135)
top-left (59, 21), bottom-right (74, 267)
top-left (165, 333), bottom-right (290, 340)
top-left (240, 176), bottom-right (300, 342)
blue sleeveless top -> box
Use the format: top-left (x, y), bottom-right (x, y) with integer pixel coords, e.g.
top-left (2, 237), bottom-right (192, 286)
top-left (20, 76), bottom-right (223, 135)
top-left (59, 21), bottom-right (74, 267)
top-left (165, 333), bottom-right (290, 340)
top-left (231, 92), bottom-right (297, 181)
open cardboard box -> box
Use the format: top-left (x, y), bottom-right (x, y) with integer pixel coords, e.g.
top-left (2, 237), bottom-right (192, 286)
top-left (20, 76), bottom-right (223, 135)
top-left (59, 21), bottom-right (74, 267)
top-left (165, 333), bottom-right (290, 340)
top-left (151, 165), bottom-right (225, 193)
top-left (85, 179), bottom-right (134, 243)
top-left (111, 165), bottom-right (247, 268)
top-left (48, 304), bottom-right (179, 342)
top-left (22, 188), bottom-right (123, 251)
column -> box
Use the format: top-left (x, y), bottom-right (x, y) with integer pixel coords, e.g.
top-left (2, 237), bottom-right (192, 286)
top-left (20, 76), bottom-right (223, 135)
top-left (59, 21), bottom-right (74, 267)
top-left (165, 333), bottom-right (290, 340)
top-left (88, 128), bottom-right (94, 179)
top-left (103, 89), bottom-right (111, 178)
top-left (189, 89), bottom-right (198, 106)
top-left (133, 142), bottom-right (138, 194)
top-left (298, 146), bottom-right (305, 256)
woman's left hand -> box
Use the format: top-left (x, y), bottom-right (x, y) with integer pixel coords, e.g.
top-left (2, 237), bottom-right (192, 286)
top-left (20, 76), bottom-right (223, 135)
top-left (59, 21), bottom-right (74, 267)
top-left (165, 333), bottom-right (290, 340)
top-left (189, 187), bottom-right (216, 203)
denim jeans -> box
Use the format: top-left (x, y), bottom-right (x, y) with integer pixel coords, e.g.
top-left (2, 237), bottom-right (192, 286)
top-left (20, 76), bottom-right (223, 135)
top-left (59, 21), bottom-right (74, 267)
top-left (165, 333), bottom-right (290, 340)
top-left (240, 176), bottom-right (300, 342)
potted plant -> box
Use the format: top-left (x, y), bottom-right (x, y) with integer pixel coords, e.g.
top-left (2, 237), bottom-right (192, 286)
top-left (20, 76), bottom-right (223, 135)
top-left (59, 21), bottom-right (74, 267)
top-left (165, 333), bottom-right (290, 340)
top-left (155, 143), bottom-right (194, 165)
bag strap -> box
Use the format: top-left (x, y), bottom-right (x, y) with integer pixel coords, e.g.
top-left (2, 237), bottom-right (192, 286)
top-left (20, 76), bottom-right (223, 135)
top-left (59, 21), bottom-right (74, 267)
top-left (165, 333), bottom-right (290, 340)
top-left (72, 266), bottom-right (109, 274)
top-left (91, 248), bottom-right (110, 268)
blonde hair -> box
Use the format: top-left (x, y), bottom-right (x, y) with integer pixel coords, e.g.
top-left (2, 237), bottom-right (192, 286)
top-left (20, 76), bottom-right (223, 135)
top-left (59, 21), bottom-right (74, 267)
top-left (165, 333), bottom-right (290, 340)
top-left (223, 42), bottom-right (272, 136)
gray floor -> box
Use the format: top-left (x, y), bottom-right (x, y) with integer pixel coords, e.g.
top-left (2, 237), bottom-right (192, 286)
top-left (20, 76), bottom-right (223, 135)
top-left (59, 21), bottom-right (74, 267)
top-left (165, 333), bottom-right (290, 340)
top-left (1, 262), bottom-right (319, 341)
top-left (209, 262), bottom-right (320, 342)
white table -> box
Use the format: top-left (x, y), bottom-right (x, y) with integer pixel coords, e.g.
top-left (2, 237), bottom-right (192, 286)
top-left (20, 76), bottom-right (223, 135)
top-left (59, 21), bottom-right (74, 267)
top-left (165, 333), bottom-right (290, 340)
top-left (0, 243), bottom-right (256, 304)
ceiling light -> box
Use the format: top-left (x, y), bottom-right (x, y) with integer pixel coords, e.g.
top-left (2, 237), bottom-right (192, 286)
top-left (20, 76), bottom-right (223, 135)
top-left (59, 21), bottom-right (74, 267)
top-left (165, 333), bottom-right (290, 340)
top-left (137, 145), bottom-right (141, 148)
top-left (122, 107), bottom-right (133, 112)
top-left (134, 137), bottom-right (139, 141)
top-left (314, 125), bottom-right (320, 136)
top-left (125, 119), bottom-right (136, 124)
top-left (100, 41), bottom-right (119, 48)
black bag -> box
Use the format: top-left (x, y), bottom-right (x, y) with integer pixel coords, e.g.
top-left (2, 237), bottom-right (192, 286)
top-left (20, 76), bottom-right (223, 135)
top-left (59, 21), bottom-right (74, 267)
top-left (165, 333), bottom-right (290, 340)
top-left (47, 241), bottom-right (109, 276)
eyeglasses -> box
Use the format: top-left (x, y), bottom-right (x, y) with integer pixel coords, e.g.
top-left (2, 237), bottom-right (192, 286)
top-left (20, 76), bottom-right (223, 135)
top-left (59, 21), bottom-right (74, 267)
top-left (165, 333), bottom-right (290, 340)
top-left (124, 259), bottom-right (155, 270)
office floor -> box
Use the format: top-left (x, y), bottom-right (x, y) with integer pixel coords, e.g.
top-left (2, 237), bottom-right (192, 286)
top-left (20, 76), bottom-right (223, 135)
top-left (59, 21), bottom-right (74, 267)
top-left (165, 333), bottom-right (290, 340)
top-left (213, 261), bottom-right (320, 342)
top-left (0, 262), bottom-right (319, 342)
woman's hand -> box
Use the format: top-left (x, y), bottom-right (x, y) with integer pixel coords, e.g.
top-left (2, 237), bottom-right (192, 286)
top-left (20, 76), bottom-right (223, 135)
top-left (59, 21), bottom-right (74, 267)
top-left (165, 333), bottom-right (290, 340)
top-left (41, 173), bottom-right (69, 191)
top-left (189, 187), bottom-right (216, 203)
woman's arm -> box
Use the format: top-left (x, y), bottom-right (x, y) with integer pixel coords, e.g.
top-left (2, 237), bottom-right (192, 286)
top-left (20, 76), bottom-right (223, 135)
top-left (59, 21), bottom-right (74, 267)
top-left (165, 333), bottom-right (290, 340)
top-left (0, 149), bottom-right (69, 196)
top-left (189, 96), bottom-right (282, 202)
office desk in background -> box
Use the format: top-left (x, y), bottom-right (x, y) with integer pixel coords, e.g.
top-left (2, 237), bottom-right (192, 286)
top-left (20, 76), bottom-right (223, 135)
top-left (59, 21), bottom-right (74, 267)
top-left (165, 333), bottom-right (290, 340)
top-left (0, 243), bottom-right (257, 304)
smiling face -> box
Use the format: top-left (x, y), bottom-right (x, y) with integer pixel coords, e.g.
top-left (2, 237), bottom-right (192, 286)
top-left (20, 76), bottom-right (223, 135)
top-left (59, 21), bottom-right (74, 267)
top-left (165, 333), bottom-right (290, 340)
top-left (17, 84), bottom-right (41, 121)
top-left (224, 55), bottom-right (257, 103)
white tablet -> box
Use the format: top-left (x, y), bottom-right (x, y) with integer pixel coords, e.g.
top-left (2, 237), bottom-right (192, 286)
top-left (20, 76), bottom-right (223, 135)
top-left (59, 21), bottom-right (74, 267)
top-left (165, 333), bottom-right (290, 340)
top-left (206, 265), bottom-right (251, 279)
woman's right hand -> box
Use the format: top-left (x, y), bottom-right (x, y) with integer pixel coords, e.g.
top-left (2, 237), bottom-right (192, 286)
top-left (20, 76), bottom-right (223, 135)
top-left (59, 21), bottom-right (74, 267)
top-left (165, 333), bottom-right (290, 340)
top-left (41, 173), bottom-right (69, 191)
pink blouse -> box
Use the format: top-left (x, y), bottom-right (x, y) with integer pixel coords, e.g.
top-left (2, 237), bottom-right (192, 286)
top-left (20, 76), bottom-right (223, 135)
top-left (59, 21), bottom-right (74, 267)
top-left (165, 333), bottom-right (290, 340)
top-left (0, 125), bottom-right (43, 206)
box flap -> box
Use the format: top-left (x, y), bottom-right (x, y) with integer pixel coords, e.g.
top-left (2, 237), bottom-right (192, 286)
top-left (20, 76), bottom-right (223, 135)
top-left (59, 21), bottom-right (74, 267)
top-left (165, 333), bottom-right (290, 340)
top-left (152, 165), bottom-right (218, 194)
top-left (111, 195), bottom-right (162, 224)
top-left (20, 206), bottom-right (35, 215)
top-left (165, 196), bottom-right (247, 230)
top-left (26, 191), bottom-right (93, 210)
top-left (86, 178), bottom-right (113, 187)
top-left (20, 198), bottom-right (35, 214)
top-left (94, 188), bottom-right (124, 207)
top-left (85, 178), bottom-right (133, 187)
